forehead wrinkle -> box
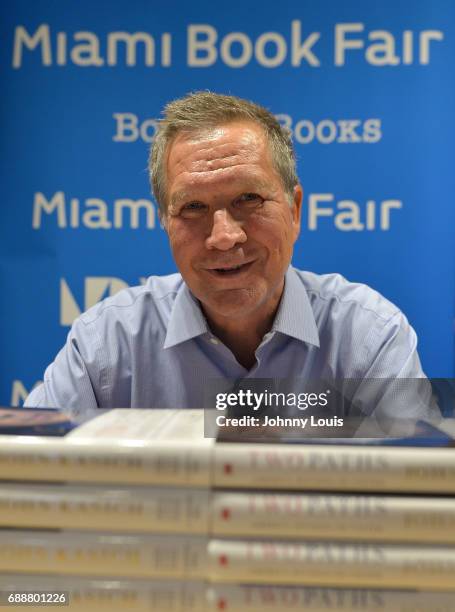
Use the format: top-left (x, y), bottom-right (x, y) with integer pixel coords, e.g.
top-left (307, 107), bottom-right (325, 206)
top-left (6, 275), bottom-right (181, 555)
top-left (173, 141), bottom-right (259, 173)
top-left (189, 154), bottom-right (246, 174)
top-left (166, 122), bottom-right (279, 210)
top-left (188, 140), bottom-right (254, 159)
top-left (181, 165), bottom-right (270, 191)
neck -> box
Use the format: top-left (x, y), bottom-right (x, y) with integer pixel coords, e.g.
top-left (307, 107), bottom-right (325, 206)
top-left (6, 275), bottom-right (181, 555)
top-left (208, 316), bottom-right (273, 370)
top-left (202, 281), bottom-right (284, 370)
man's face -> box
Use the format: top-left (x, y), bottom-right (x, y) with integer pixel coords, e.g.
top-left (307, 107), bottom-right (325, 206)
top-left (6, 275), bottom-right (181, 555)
top-left (164, 121), bottom-right (302, 329)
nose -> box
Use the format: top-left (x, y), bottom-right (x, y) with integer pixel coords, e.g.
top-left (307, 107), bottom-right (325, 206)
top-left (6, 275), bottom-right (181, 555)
top-left (205, 209), bottom-right (247, 251)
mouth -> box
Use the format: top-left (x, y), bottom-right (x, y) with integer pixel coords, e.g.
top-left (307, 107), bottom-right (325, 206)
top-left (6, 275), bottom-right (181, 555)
top-left (207, 261), bottom-right (254, 277)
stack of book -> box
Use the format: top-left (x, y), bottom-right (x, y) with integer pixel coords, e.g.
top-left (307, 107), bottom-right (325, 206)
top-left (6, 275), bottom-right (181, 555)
top-left (0, 407), bottom-right (454, 610)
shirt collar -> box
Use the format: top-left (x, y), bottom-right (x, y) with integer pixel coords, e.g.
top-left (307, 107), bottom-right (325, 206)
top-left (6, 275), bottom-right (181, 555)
top-left (272, 266), bottom-right (320, 347)
top-left (163, 282), bottom-right (209, 349)
top-left (164, 266), bottom-right (320, 349)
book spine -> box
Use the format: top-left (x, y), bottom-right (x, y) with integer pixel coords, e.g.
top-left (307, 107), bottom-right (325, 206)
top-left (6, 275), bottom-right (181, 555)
top-left (214, 444), bottom-right (455, 493)
top-left (0, 576), bottom-right (206, 612)
top-left (2, 485), bottom-right (455, 544)
top-left (212, 491), bottom-right (455, 543)
top-left (208, 540), bottom-right (455, 591)
top-left (207, 584), bottom-right (455, 611)
top-left (0, 531), bottom-right (207, 580)
top-left (1, 576), bottom-right (455, 612)
top-left (0, 440), bottom-right (211, 486)
top-left (0, 485), bottom-right (210, 534)
top-left (2, 439), bottom-right (455, 493)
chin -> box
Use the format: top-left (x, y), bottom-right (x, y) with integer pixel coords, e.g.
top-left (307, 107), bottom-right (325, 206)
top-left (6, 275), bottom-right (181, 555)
top-left (202, 288), bottom-right (266, 319)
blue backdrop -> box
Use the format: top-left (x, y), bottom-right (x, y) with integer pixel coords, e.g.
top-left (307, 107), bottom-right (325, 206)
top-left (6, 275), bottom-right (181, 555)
top-left (1, 0), bottom-right (454, 405)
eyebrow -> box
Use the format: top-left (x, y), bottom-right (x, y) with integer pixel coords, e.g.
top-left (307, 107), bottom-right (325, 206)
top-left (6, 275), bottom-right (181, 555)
top-left (169, 177), bottom-right (273, 209)
top-left (170, 190), bottom-right (191, 208)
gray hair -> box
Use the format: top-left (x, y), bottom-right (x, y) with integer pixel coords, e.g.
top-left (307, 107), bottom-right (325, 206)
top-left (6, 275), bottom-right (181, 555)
top-left (149, 91), bottom-right (298, 216)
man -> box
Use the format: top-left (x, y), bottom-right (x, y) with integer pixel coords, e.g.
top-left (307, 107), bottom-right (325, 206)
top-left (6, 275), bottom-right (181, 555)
top-left (25, 92), bottom-right (434, 421)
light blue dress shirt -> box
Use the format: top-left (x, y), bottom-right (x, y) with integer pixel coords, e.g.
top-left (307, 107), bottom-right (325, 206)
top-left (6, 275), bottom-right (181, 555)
top-left (25, 267), bottom-right (433, 420)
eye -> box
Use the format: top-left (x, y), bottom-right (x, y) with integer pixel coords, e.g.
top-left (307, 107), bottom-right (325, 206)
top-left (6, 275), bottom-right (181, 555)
top-left (180, 202), bottom-right (207, 218)
top-left (234, 193), bottom-right (264, 209)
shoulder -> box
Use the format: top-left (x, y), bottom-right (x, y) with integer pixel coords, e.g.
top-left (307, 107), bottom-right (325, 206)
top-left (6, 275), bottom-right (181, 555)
top-left (77, 273), bottom-right (184, 328)
top-left (291, 268), bottom-right (423, 379)
top-left (293, 268), bottom-right (423, 377)
top-left (294, 268), bottom-right (401, 326)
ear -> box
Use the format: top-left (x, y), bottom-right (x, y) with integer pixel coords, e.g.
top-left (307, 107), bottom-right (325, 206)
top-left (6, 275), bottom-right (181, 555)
top-left (291, 184), bottom-right (303, 241)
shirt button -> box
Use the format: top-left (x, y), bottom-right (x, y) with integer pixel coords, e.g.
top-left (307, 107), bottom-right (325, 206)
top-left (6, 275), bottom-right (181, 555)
top-left (210, 337), bottom-right (219, 345)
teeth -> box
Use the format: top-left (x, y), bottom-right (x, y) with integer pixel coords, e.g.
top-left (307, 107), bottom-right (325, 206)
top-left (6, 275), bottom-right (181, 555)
top-left (217, 264), bottom-right (243, 271)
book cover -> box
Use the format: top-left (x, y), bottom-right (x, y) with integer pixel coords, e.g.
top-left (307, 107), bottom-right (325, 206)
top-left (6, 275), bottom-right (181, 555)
top-left (0, 408), bottom-right (454, 493)
top-left (0, 484), bottom-right (455, 544)
top-left (208, 539), bottom-right (455, 591)
top-left (0, 407), bottom-right (81, 436)
top-left (0, 530), bottom-right (207, 579)
top-left (0, 409), bottom-right (213, 487)
top-left (1, 575), bottom-right (454, 611)
top-left (0, 575), bottom-right (205, 611)
top-left (2, 530), bottom-right (455, 590)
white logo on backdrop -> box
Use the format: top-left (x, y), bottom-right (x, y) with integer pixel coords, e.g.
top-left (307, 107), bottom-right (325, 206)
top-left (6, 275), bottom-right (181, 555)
top-left (277, 116), bottom-right (381, 145)
top-left (13, 22), bottom-right (444, 69)
top-left (32, 192), bottom-right (157, 230)
top-left (31, 191), bottom-right (402, 234)
top-left (13, 25), bottom-right (171, 68)
top-left (60, 276), bottom-right (147, 326)
top-left (308, 194), bottom-right (402, 231)
top-left (10, 380), bottom-right (41, 406)
top-left (112, 113), bottom-right (382, 145)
